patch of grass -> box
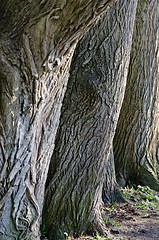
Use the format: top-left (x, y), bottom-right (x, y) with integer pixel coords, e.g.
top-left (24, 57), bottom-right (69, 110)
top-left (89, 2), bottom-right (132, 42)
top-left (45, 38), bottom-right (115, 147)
top-left (94, 232), bottom-right (112, 240)
top-left (121, 185), bottom-right (159, 210)
top-left (104, 216), bottom-right (122, 227)
top-left (112, 221), bottom-right (122, 226)
top-left (40, 224), bottom-right (47, 239)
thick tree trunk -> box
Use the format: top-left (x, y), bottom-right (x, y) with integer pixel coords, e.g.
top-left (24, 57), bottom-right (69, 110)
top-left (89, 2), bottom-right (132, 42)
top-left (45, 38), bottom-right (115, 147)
top-left (0, 38), bottom-right (76, 240)
top-left (43, 1), bottom-right (138, 239)
top-left (113, 0), bottom-right (159, 190)
top-left (0, 1), bottom-right (116, 239)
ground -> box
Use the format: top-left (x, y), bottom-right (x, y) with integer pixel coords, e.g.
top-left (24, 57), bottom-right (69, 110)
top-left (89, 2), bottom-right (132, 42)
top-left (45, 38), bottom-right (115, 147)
top-left (103, 200), bottom-right (159, 239)
top-left (41, 185), bottom-right (159, 240)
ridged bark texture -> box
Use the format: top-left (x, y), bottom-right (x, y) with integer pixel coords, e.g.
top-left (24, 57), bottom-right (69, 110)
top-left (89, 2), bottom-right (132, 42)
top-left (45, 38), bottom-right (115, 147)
top-left (0, 1), bottom-right (116, 239)
top-left (0, 33), bottom-right (76, 240)
top-left (44, 1), bottom-right (138, 239)
top-left (114, 0), bottom-right (159, 190)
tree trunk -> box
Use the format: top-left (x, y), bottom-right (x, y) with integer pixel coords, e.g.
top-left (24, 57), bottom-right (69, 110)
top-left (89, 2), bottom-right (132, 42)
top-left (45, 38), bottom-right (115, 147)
top-left (113, 0), bottom-right (159, 190)
top-left (0, 1), bottom-right (116, 239)
top-left (43, 1), bottom-right (138, 239)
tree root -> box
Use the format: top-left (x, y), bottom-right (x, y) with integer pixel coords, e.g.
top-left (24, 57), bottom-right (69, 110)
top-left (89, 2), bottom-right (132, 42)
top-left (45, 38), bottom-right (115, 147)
top-left (88, 200), bottom-right (111, 238)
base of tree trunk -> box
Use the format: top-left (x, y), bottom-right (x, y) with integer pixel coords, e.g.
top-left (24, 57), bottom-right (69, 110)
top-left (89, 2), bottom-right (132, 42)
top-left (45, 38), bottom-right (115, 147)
top-left (89, 202), bottom-right (111, 238)
top-left (137, 165), bottom-right (159, 191)
top-left (46, 201), bottom-right (111, 240)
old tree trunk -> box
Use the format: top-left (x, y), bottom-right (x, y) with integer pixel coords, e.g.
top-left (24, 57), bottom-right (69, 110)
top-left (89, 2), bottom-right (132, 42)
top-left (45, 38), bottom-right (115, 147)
top-left (0, 0), bottom-right (116, 239)
top-left (113, 0), bottom-right (159, 190)
top-left (44, 0), bottom-right (159, 238)
top-left (43, 0), bottom-right (138, 239)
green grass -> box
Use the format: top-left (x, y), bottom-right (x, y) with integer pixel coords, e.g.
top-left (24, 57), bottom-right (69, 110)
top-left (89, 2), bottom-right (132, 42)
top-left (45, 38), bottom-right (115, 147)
top-left (40, 224), bottom-right (47, 238)
top-left (121, 185), bottom-right (159, 210)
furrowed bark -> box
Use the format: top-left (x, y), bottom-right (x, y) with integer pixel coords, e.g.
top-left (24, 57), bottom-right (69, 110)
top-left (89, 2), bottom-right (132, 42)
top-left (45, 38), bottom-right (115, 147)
top-left (0, 33), bottom-right (76, 240)
top-left (0, 1), bottom-right (117, 239)
top-left (114, 0), bottom-right (159, 190)
top-left (43, 1), bottom-right (138, 239)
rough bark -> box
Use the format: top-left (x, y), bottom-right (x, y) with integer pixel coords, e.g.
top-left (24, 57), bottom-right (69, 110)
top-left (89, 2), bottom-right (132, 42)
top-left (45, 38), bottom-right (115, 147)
top-left (0, 1), bottom-right (116, 239)
top-left (113, 0), bottom-right (159, 190)
top-left (43, 1), bottom-right (138, 239)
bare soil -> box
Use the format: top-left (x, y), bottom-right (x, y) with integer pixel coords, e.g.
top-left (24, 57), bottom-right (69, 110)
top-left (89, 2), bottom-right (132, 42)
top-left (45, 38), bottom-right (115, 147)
top-left (104, 202), bottom-right (159, 240)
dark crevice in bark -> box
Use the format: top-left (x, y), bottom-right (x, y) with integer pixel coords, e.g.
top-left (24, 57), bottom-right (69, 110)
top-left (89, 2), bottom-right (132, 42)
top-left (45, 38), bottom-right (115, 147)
top-left (102, 149), bottom-right (126, 204)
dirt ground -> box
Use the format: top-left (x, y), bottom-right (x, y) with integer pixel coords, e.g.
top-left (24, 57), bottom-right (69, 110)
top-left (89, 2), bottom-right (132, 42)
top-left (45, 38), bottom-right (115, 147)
top-left (104, 203), bottom-right (159, 240)
top-left (73, 187), bottom-right (159, 240)
top-left (72, 204), bottom-right (159, 240)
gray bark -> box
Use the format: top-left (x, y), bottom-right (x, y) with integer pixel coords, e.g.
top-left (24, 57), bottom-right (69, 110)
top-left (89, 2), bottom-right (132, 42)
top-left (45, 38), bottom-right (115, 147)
top-left (0, 1), bottom-right (116, 239)
top-left (113, 0), bottom-right (159, 190)
top-left (43, 1), bottom-right (138, 239)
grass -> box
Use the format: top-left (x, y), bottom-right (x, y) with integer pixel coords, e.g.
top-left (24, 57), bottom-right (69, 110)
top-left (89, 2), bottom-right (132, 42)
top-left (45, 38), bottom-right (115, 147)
top-left (40, 224), bottom-right (47, 238)
top-left (120, 185), bottom-right (159, 210)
